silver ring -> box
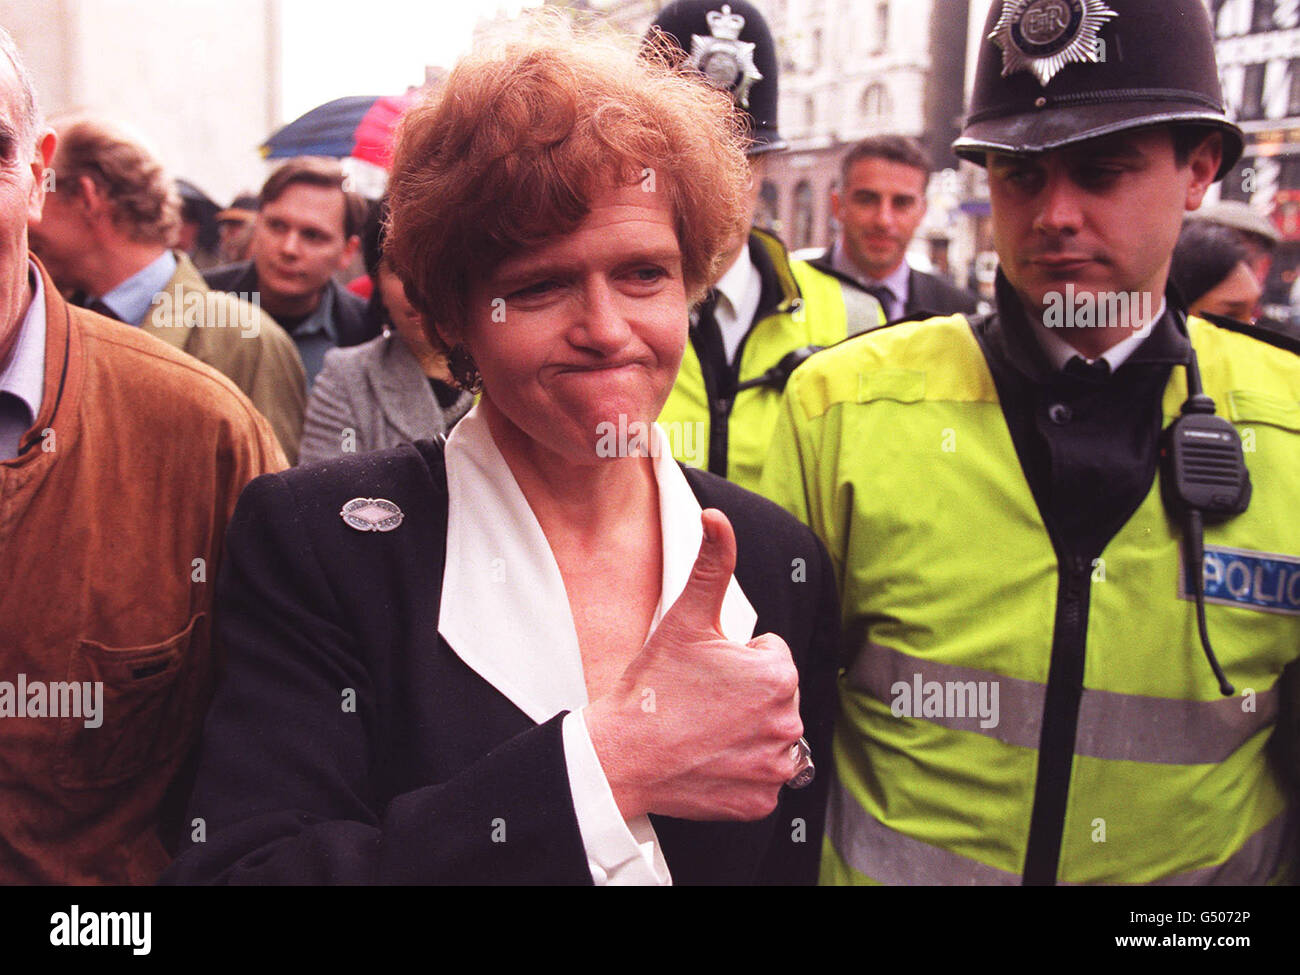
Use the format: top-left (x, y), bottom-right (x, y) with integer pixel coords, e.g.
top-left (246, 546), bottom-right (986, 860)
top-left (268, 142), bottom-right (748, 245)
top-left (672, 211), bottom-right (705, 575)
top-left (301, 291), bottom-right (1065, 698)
top-left (786, 736), bottom-right (815, 789)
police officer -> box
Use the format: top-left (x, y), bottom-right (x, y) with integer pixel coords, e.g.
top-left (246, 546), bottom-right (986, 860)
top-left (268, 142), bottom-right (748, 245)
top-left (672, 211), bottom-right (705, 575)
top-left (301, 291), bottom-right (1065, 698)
top-left (647, 0), bottom-right (883, 493)
top-left (762, 0), bottom-right (1300, 884)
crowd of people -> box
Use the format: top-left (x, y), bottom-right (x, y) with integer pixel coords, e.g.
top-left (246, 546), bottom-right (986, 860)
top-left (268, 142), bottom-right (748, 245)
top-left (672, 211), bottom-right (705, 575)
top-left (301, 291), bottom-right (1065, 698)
top-left (0, 0), bottom-right (1297, 886)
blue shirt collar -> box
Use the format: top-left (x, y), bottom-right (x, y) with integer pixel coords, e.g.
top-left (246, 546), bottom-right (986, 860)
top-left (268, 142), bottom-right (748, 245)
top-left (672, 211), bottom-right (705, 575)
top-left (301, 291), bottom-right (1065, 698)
top-left (1, 261), bottom-right (47, 421)
top-left (96, 250), bottom-right (177, 326)
top-left (0, 262), bottom-right (47, 459)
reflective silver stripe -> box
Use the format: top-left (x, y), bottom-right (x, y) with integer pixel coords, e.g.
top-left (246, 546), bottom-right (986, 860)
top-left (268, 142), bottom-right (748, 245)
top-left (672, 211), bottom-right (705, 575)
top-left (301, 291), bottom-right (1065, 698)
top-left (1075, 685), bottom-right (1278, 765)
top-left (848, 640), bottom-right (1277, 764)
top-left (1060, 813), bottom-right (1288, 886)
top-left (840, 286), bottom-right (883, 337)
top-left (845, 641), bottom-right (1043, 749)
top-left (1149, 813), bottom-right (1288, 885)
top-left (826, 776), bottom-right (1020, 885)
top-left (832, 776), bottom-right (1289, 885)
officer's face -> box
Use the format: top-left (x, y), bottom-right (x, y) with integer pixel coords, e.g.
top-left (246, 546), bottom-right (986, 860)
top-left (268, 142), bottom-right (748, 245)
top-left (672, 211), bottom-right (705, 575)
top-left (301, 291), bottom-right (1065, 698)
top-left (986, 129), bottom-right (1221, 325)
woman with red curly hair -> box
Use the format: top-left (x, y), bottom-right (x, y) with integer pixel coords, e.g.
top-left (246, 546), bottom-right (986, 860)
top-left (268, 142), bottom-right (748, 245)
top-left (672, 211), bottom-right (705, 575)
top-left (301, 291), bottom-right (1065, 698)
top-left (163, 21), bottom-right (838, 886)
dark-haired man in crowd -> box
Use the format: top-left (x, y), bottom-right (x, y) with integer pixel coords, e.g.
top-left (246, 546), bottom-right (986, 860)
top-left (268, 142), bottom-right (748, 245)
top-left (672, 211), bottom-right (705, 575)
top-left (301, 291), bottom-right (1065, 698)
top-left (30, 115), bottom-right (305, 462)
top-left (205, 157), bottom-right (374, 384)
top-left (808, 135), bottom-right (978, 323)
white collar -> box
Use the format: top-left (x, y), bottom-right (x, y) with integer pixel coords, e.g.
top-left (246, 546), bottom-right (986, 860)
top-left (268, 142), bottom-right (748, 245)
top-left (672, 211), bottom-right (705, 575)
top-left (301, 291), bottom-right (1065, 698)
top-left (1036, 297), bottom-right (1167, 372)
top-left (711, 247), bottom-right (763, 362)
top-left (438, 404), bottom-right (758, 724)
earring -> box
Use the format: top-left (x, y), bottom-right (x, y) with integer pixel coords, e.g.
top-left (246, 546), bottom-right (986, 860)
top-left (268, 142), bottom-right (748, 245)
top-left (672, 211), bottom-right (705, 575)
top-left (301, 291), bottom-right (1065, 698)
top-left (447, 343), bottom-right (483, 394)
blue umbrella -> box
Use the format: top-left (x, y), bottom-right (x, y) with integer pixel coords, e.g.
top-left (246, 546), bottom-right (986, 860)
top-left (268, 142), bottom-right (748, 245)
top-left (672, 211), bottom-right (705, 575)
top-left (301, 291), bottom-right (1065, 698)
top-left (260, 95), bottom-right (385, 160)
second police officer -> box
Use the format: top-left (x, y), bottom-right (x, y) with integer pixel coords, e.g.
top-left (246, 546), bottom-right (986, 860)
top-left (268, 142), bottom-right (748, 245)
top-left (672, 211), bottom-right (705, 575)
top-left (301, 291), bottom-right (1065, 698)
top-left (763, 0), bottom-right (1300, 884)
top-left (647, 0), bottom-right (884, 493)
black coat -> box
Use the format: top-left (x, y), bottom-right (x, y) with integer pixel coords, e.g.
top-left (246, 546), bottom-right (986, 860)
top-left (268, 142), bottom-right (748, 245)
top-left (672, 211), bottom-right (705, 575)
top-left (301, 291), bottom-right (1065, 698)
top-left (203, 261), bottom-right (374, 349)
top-left (161, 440), bottom-right (840, 885)
top-left (904, 267), bottom-right (980, 320)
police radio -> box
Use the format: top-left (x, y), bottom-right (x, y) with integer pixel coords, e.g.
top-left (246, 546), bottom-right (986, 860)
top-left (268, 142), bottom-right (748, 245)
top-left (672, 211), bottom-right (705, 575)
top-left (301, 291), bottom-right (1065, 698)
top-left (1159, 308), bottom-right (1252, 696)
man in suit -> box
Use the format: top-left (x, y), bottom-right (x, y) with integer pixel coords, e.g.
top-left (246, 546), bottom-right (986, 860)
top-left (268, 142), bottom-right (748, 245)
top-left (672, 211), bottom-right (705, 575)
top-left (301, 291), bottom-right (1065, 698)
top-left (0, 28), bottom-right (285, 883)
top-left (808, 135), bottom-right (979, 323)
top-left (204, 157), bottom-right (374, 385)
top-left (29, 115), bottom-right (306, 462)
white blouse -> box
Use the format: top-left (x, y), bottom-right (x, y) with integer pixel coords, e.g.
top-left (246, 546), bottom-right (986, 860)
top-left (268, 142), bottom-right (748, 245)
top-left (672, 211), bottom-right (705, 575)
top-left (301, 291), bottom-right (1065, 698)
top-left (438, 404), bottom-right (758, 885)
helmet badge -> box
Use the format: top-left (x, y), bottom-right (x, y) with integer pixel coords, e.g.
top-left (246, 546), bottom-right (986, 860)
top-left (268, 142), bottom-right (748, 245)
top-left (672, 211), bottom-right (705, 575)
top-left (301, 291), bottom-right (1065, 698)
top-left (990, 0), bottom-right (1118, 87)
top-left (688, 4), bottom-right (763, 108)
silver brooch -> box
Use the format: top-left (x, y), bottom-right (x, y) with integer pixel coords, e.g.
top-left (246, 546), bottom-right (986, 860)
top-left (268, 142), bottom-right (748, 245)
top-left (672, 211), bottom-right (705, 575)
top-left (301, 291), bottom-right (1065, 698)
top-left (990, 0), bottom-right (1117, 87)
top-left (340, 497), bottom-right (404, 532)
top-left (688, 4), bottom-right (763, 109)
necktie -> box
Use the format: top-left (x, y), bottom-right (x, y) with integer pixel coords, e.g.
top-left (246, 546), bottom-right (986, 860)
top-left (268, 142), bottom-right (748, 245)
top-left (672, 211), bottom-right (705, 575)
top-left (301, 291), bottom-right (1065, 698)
top-left (866, 285), bottom-right (896, 322)
top-left (1063, 355), bottom-right (1111, 383)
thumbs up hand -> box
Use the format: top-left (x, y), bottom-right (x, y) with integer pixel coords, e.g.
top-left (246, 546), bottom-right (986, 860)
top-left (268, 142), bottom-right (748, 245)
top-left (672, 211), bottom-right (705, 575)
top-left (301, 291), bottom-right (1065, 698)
top-left (584, 509), bottom-right (805, 822)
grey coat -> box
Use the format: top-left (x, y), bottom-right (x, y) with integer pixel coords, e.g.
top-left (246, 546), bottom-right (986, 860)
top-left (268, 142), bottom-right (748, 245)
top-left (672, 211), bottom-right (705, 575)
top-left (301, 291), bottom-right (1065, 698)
top-left (298, 331), bottom-right (472, 466)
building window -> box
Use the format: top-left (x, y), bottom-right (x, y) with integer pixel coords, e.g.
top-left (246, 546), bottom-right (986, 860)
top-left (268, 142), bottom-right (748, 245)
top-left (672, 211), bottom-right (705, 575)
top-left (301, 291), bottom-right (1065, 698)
top-left (1279, 154), bottom-right (1300, 191)
top-left (811, 29), bottom-right (823, 67)
top-left (794, 180), bottom-right (815, 250)
top-left (1253, 0), bottom-right (1276, 32)
top-left (826, 181), bottom-right (839, 246)
top-left (804, 94), bottom-right (816, 129)
top-left (1288, 58), bottom-right (1300, 116)
top-left (1240, 62), bottom-right (1267, 119)
top-left (757, 180), bottom-right (781, 234)
top-left (870, 2), bottom-right (889, 55)
top-left (861, 82), bottom-right (892, 120)
top-left (1216, 0), bottom-right (1251, 36)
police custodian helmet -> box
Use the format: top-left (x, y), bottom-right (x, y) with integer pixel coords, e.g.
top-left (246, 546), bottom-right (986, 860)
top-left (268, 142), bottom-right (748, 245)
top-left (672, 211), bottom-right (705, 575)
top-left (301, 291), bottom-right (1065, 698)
top-left (645, 0), bottom-right (787, 155)
top-left (954, 0), bottom-right (1244, 179)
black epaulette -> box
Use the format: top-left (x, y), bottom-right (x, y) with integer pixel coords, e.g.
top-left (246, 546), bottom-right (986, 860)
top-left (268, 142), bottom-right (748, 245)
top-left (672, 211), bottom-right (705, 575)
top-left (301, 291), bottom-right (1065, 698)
top-left (1197, 312), bottom-right (1300, 357)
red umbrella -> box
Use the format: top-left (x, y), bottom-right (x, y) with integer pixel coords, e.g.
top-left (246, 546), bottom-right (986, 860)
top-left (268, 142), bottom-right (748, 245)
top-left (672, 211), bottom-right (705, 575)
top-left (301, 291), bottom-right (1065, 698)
top-left (261, 90), bottom-right (423, 170)
top-left (351, 91), bottom-right (422, 169)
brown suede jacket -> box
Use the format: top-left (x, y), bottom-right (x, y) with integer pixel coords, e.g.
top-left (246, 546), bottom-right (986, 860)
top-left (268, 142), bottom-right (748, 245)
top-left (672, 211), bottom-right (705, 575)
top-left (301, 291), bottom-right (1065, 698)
top-left (0, 260), bottom-right (285, 883)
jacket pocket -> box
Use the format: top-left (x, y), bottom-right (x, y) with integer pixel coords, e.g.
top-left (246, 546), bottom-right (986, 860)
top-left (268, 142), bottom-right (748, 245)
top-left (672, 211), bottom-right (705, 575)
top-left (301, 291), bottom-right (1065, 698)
top-left (54, 612), bottom-right (208, 790)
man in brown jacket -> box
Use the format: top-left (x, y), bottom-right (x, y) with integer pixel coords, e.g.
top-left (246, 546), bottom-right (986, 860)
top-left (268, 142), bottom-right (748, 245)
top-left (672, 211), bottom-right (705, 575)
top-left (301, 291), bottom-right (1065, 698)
top-left (0, 29), bottom-right (286, 883)
top-left (30, 114), bottom-right (306, 462)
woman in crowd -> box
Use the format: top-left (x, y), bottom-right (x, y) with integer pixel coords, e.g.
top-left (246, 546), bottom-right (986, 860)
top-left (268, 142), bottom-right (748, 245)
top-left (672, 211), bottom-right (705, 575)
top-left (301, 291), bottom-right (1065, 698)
top-left (163, 21), bottom-right (838, 885)
top-left (298, 198), bottom-right (472, 465)
top-left (1171, 218), bottom-right (1262, 323)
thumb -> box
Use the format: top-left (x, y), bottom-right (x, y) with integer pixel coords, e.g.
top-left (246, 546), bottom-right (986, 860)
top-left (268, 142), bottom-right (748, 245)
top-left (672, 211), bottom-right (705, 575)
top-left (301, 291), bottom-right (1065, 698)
top-left (665, 508), bottom-right (737, 636)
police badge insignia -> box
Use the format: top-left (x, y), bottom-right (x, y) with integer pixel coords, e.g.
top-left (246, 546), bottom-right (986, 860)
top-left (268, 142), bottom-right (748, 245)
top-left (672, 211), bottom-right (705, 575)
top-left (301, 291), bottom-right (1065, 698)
top-left (688, 4), bottom-right (763, 108)
top-left (989, 0), bottom-right (1117, 87)
top-left (340, 497), bottom-right (404, 532)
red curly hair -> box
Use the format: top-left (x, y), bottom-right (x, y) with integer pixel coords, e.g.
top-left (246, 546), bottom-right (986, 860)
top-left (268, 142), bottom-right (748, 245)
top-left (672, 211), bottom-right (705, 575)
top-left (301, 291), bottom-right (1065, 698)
top-left (385, 18), bottom-right (751, 346)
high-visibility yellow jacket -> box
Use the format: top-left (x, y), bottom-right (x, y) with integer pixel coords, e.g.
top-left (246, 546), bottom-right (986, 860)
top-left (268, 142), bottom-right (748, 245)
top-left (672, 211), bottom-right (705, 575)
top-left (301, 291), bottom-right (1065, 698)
top-left (761, 313), bottom-right (1300, 884)
top-left (658, 230), bottom-right (882, 493)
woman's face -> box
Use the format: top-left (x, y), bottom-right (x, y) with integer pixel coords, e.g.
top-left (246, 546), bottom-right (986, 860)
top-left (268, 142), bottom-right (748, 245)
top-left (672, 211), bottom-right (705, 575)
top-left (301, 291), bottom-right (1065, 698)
top-left (1190, 259), bottom-right (1262, 323)
top-left (457, 182), bottom-right (687, 466)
